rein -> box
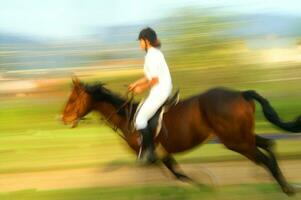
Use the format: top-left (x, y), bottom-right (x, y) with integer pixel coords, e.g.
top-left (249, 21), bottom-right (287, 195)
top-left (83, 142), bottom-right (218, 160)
top-left (100, 91), bottom-right (135, 139)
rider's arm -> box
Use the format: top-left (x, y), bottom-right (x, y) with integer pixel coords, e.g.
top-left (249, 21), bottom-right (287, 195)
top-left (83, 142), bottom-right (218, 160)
top-left (129, 76), bottom-right (158, 94)
top-left (129, 77), bottom-right (148, 89)
top-left (139, 76), bottom-right (158, 89)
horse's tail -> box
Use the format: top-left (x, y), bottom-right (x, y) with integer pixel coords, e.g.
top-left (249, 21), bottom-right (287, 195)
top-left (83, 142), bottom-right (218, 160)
top-left (242, 90), bottom-right (301, 133)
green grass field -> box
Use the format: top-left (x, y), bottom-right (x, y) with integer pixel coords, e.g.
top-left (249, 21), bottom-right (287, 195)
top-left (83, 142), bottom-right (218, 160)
top-left (1, 124), bottom-right (301, 174)
top-left (1, 184), bottom-right (300, 200)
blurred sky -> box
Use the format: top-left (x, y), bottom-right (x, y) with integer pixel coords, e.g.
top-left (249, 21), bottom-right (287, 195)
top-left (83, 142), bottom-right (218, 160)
top-left (1, 0), bottom-right (301, 39)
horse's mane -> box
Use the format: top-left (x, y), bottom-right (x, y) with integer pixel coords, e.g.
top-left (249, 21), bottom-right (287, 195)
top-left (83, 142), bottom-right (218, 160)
top-left (84, 82), bottom-right (136, 116)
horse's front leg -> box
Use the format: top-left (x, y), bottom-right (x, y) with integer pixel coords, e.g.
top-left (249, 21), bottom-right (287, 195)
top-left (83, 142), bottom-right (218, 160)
top-left (161, 155), bottom-right (194, 182)
top-left (161, 155), bottom-right (216, 191)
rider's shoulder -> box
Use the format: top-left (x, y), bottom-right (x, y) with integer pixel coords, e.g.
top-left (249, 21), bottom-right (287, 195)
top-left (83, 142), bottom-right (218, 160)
top-left (147, 47), bottom-right (163, 58)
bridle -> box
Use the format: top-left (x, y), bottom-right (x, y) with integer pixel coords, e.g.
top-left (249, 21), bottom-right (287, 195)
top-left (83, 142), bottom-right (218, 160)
top-left (69, 88), bottom-right (136, 139)
top-left (70, 90), bottom-right (87, 128)
top-left (99, 90), bottom-right (135, 139)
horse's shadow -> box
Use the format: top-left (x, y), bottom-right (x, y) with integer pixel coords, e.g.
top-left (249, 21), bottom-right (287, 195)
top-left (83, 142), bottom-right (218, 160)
top-left (99, 159), bottom-right (217, 192)
top-left (100, 159), bottom-right (128, 173)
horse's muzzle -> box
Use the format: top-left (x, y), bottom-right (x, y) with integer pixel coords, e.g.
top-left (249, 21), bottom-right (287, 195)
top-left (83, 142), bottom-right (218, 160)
top-left (71, 120), bottom-right (79, 128)
top-left (61, 115), bottom-right (79, 128)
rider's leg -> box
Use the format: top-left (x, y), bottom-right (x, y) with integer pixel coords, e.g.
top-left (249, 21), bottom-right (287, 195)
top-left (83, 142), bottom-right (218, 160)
top-left (135, 91), bottom-right (169, 164)
top-left (135, 104), bottom-right (156, 164)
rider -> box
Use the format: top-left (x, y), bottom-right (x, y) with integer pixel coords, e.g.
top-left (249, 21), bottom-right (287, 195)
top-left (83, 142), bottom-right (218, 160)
top-left (128, 27), bottom-right (173, 164)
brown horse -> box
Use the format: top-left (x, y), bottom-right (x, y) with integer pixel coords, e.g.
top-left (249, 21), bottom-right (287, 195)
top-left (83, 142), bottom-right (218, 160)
top-left (62, 77), bottom-right (301, 195)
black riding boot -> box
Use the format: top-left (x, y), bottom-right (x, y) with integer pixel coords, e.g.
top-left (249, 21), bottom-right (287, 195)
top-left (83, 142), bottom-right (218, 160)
top-left (138, 126), bottom-right (157, 164)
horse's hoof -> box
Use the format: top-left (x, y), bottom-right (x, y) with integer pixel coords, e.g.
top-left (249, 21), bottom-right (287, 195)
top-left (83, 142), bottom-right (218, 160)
top-left (175, 174), bottom-right (192, 182)
top-left (282, 185), bottom-right (296, 196)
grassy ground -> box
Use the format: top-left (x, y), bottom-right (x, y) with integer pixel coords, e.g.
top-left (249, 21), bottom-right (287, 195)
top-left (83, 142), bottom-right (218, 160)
top-left (0, 119), bottom-right (301, 174)
top-left (0, 184), bottom-right (300, 200)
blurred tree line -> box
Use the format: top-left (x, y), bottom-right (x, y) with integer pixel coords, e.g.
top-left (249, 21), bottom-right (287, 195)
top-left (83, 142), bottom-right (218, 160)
top-left (160, 8), bottom-right (248, 69)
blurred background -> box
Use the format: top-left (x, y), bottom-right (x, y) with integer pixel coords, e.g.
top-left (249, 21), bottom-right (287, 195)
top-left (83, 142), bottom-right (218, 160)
top-left (0, 0), bottom-right (301, 199)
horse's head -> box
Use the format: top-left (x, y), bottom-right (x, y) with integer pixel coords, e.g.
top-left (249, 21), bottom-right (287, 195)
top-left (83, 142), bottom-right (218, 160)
top-left (62, 77), bottom-right (132, 128)
top-left (62, 77), bottom-right (92, 128)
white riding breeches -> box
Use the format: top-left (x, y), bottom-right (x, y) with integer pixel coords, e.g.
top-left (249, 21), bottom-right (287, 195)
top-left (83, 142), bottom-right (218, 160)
top-left (135, 88), bottom-right (171, 130)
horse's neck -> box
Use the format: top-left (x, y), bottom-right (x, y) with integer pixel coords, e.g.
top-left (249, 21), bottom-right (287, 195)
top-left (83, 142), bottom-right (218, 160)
top-left (92, 101), bottom-right (131, 136)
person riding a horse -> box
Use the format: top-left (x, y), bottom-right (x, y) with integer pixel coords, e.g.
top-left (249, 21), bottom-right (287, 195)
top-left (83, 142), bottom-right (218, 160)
top-left (128, 27), bottom-right (173, 164)
top-left (61, 27), bottom-right (301, 196)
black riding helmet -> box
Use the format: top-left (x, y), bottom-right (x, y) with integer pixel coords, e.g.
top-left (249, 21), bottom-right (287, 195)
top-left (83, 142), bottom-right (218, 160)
top-left (138, 27), bottom-right (161, 50)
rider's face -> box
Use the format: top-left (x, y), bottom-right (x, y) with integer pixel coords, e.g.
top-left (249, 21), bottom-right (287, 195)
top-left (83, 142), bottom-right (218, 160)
top-left (139, 39), bottom-right (150, 51)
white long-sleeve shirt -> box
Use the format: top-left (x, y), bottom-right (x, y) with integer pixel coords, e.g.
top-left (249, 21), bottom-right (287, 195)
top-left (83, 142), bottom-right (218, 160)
top-left (143, 47), bottom-right (172, 94)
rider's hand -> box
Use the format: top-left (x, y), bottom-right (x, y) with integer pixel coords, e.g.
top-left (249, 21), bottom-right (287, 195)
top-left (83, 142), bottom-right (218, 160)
top-left (128, 83), bottom-right (136, 91)
top-left (133, 86), bottom-right (143, 94)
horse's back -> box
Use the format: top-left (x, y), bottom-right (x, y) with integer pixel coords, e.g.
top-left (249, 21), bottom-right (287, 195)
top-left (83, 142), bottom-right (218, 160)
top-left (200, 87), bottom-right (241, 103)
top-left (199, 87), bottom-right (255, 148)
top-left (199, 87), bottom-right (247, 115)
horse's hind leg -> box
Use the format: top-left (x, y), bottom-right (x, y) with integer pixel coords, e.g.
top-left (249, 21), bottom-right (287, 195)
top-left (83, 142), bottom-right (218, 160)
top-left (162, 155), bottom-right (194, 183)
top-left (252, 147), bottom-right (295, 195)
top-left (255, 135), bottom-right (278, 170)
top-left (255, 135), bottom-right (275, 152)
top-left (226, 143), bottom-right (295, 196)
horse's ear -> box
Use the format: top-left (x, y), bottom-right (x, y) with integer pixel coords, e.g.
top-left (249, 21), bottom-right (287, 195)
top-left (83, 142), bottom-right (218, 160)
top-left (72, 76), bottom-right (80, 86)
